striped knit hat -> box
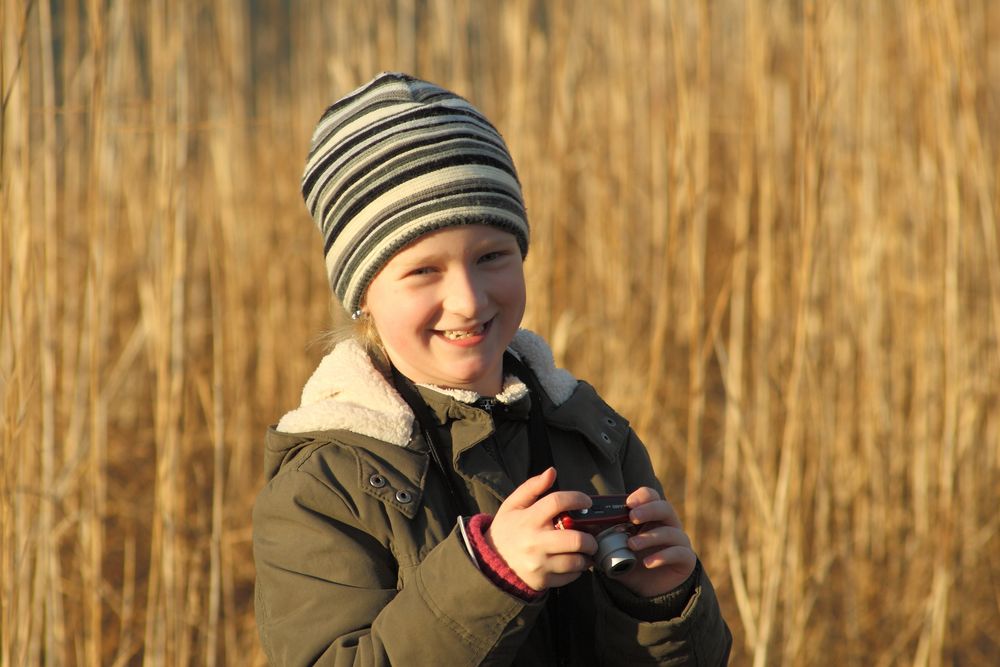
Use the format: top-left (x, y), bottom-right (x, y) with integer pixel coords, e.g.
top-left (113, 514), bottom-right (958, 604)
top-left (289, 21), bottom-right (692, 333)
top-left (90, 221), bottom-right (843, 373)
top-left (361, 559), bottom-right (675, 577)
top-left (302, 72), bottom-right (530, 315)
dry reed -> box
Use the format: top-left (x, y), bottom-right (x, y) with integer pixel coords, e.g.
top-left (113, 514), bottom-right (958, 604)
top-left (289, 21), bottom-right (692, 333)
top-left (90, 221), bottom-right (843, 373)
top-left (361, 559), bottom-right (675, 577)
top-left (2, 1), bottom-right (998, 665)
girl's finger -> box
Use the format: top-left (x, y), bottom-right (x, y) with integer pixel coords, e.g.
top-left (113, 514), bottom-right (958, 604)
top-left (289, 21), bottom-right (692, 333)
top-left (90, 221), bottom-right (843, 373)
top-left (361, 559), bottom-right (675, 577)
top-left (544, 553), bottom-right (594, 575)
top-left (626, 486), bottom-right (661, 507)
top-left (628, 497), bottom-right (683, 528)
top-left (539, 527), bottom-right (599, 556)
top-left (535, 489), bottom-right (593, 523)
top-left (639, 545), bottom-right (697, 572)
top-left (499, 467), bottom-right (557, 511)
top-left (627, 525), bottom-right (692, 553)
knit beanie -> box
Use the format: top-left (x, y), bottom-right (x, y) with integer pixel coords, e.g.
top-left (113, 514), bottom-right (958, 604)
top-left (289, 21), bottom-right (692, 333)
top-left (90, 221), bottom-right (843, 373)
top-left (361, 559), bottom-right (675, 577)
top-left (302, 72), bottom-right (530, 315)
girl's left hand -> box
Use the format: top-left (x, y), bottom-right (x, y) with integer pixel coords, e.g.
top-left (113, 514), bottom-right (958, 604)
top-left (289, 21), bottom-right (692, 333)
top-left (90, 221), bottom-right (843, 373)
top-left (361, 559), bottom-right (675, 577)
top-left (613, 487), bottom-right (697, 598)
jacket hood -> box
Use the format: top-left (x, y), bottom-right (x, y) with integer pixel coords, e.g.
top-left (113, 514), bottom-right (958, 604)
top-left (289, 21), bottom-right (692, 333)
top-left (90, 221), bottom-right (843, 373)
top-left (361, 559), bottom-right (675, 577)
top-left (264, 329), bottom-right (579, 478)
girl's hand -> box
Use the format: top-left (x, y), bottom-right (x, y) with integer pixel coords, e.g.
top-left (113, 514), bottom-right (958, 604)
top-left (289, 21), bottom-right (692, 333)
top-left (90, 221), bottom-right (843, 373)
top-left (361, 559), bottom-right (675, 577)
top-left (614, 487), bottom-right (697, 598)
top-left (486, 468), bottom-right (598, 591)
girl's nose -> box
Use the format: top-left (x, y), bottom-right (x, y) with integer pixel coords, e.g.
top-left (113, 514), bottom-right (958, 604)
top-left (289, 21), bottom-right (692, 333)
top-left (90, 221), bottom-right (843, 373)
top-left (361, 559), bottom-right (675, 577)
top-left (442, 268), bottom-right (487, 317)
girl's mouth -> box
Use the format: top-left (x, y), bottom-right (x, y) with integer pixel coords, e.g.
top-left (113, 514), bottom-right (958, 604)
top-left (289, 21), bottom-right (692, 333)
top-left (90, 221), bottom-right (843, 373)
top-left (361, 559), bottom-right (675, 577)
top-left (438, 319), bottom-right (492, 341)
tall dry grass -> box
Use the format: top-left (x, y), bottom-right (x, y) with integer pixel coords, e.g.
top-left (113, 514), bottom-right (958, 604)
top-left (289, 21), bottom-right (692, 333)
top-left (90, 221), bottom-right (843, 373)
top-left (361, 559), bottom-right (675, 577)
top-left (2, 1), bottom-right (998, 664)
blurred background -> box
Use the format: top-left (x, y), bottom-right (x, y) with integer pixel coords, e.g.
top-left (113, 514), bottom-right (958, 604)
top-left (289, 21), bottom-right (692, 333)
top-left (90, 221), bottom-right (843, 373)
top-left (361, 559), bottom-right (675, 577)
top-left (2, 1), bottom-right (999, 665)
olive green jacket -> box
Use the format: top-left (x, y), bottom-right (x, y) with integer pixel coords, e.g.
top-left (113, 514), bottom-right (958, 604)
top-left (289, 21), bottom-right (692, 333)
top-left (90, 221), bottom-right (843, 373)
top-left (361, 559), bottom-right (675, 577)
top-left (253, 330), bottom-right (731, 665)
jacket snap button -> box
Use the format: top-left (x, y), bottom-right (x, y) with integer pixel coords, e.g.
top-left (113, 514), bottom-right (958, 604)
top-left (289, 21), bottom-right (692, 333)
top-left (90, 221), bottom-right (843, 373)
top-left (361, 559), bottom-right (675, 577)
top-left (604, 417), bottom-right (616, 427)
top-left (369, 474), bottom-right (387, 488)
top-left (601, 433), bottom-right (611, 443)
top-left (395, 490), bottom-right (413, 503)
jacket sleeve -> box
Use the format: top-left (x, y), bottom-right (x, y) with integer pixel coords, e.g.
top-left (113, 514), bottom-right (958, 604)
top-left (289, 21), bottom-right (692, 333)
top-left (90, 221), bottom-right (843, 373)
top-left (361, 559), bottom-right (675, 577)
top-left (594, 429), bottom-right (733, 666)
top-left (253, 467), bottom-right (545, 666)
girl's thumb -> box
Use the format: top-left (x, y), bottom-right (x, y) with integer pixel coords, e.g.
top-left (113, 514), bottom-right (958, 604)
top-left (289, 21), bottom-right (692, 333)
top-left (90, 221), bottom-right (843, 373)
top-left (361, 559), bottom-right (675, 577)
top-left (502, 467), bottom-right (557, 510)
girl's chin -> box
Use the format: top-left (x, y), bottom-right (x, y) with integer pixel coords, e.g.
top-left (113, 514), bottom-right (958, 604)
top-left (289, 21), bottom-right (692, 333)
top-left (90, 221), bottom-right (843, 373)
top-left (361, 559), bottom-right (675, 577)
top-left (434, 360), bottom-right (504, 394)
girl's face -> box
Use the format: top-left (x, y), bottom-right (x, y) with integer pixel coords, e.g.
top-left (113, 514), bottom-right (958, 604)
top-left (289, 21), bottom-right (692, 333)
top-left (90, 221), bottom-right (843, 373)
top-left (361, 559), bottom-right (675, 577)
top-left (364, 225), bottom-right (526, 397)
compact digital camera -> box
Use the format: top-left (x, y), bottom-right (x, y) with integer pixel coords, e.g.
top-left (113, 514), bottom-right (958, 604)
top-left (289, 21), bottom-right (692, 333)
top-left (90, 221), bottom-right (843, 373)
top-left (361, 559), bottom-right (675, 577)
top-left (554, 495), bottom-right (637, 577)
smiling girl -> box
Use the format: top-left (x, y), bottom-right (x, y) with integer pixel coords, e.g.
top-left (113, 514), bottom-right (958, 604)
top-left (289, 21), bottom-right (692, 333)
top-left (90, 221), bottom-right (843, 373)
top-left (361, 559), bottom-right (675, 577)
top-left (253, 72), bottom-right (731, 666)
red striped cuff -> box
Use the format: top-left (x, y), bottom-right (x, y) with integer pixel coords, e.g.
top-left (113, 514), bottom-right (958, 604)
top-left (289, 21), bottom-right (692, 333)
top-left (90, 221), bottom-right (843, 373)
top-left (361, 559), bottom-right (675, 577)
top-left (466, 513), bottom-right (544, 602)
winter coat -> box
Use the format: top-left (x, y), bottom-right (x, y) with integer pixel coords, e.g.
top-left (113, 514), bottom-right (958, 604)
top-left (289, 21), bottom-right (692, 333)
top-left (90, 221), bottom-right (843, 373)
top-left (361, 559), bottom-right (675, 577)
top-left (253, 329), bottom-right (732, 666)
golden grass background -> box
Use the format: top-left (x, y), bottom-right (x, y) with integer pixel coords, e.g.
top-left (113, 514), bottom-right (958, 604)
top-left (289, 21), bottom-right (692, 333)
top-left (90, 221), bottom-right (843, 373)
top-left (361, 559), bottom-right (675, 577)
top-left (2, 1), bottom-right (999, 664)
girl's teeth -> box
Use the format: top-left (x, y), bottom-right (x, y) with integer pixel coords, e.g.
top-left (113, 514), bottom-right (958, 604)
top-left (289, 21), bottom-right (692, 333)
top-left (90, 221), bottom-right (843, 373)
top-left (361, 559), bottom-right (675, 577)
top-left (442, 325), bottom-right (484, 340)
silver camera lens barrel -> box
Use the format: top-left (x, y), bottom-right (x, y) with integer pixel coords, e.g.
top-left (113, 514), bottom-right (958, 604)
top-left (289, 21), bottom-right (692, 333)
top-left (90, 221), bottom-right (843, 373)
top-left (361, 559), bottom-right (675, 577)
top-left (595, 526), bottom-right (636, 577)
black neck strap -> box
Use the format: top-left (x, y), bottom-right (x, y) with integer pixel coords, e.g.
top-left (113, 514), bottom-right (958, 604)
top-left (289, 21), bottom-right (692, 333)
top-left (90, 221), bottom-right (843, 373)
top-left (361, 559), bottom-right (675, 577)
top-left (501, 352), bottom-right (558, 490)
top-left (390, 365), bottom-right (472, 517)
top-left (499, 353), bottom-right (567, 664)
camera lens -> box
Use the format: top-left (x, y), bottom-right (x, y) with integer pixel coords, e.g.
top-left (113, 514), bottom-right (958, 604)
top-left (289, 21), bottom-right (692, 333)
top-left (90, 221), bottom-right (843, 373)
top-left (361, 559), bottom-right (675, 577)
top-left (608, 558), bottom-right (634, 574)
top-left (595, 528), bottom-right (636, 577)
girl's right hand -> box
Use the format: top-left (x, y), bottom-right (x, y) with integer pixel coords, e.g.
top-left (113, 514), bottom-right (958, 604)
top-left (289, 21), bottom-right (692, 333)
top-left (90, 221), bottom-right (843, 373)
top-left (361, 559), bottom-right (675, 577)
top-left (485, 467), bottom-right (598, 591)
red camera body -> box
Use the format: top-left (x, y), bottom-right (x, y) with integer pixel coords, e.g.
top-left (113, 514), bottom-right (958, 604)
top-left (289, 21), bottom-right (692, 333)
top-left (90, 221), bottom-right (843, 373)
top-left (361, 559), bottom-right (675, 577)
top-left (554, 495), bottom-right (638, 576)
top-left (554, 495), bottom-right (632, 533)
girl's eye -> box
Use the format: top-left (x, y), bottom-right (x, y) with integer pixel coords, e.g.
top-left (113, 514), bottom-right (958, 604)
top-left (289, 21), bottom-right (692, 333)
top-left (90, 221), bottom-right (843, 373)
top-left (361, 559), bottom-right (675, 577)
top-left (479, 251), bottom-right (506, 263)
top-left (408, 266), bottom-right (434, 277)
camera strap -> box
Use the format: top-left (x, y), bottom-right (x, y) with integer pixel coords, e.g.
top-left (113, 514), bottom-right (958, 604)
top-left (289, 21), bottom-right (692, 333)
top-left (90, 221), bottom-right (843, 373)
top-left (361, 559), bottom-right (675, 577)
top-left (390, 365), bottom-right (473, 519)
top-left (501, 352), bottom-right (571, 666)
top-left (500, 352), bottom-right (558, 491)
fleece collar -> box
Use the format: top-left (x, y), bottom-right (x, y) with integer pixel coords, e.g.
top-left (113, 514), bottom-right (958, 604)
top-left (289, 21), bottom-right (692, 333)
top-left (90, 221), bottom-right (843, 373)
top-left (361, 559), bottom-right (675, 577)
top-left (276, 328), bottom-right (578, 445)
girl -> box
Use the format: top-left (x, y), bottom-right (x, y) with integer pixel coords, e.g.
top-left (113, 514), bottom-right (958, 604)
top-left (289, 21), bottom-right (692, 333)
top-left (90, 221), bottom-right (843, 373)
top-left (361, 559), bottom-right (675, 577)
top-left (253, 72), bottom-right (732, 666)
